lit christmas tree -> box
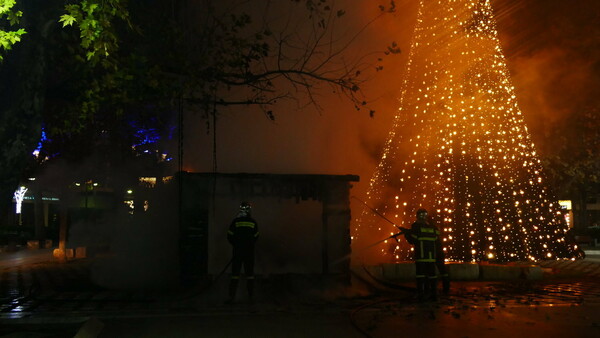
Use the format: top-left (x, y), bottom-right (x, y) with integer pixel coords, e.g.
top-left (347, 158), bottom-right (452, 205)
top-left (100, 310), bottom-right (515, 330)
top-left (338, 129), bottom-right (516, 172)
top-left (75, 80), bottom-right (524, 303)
top-left (355, 0), bottom-right (582, 263)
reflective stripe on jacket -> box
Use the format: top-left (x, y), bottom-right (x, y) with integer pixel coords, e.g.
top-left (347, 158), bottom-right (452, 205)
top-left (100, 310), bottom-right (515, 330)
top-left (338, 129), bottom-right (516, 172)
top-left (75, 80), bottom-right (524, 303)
top-left (227, 216), bottom-right (259, 247)
top-left (405, 221), bottom-right (440, 263)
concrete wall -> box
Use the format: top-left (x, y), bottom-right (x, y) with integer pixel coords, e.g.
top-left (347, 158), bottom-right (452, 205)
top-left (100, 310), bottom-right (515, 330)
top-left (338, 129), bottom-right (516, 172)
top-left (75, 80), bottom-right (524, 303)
top-left (363, 262), bottom-right (543, 281)
top-left (179, 173), bottom-right (357, 280)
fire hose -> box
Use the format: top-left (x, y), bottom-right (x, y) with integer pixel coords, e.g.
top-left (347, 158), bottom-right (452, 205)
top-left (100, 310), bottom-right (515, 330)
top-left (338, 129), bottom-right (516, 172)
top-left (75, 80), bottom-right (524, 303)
top-left (351, 196), bottom-right (408, 241)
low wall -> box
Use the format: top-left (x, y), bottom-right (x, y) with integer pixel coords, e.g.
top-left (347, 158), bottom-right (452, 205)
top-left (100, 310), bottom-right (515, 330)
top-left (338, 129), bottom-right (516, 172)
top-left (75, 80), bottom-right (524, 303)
top-left (360, 262), bottom-right (544, 281)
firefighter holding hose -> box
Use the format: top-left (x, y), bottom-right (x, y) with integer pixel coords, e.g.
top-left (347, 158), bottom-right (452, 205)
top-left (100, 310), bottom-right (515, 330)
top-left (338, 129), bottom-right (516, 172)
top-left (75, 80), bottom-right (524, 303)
top-left (395, 208), bottom-right (446, 301)
top-left (226, 201), bottom-right (259, 304)
top-left (353, 197), bottom-right (449, 299)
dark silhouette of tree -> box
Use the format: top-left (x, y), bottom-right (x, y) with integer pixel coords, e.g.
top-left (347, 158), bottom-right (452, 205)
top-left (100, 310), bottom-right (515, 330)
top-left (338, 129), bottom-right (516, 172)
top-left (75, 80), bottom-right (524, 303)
top-left (542, 108), bottom-right (600, 230)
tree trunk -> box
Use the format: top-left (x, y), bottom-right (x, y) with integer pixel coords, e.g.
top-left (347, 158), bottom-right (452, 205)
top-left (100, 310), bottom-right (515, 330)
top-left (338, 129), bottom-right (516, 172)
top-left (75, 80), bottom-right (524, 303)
top-left (579, 184), bottom-right (589, 230)
top-left (57, 205), bottom-right (68, 263)
top-left (34, 187), bottom-right (45, 240)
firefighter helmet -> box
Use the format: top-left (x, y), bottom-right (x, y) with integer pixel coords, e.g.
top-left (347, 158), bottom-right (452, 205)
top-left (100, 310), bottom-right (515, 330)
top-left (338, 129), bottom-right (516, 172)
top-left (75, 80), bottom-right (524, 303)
top-left (416, 208), bottom-right (428, 217)
top-left (239, 201), bottom-right (252, 215)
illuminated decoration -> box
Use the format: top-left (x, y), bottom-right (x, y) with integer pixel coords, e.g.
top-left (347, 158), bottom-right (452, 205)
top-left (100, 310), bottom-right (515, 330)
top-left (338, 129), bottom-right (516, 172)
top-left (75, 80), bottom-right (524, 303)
top-left (138, 176), bottom-right (175, 188)
top-left (355, 0), bottom-right (581, 262)
top-left (563, 212), bottom-right (573, 229)
top-left (129, 119), bottom-right (173, 162)
top-left (559, 200), bottom-right (573, 228)
top-left (139, 177), bottom-right (157, 188)
top-left (160, 153), bottom-right (173, 162)
top-left (73, 181), bottom-right (98, 189)
top-left (131, 123), bottom-right (160, 149)
top-left (31, 127), bottom-right (56, 161)
top-left (23, 196), bottom-right (59, 201)
top-left (558, 200), bottom-right (572, 210)
top-left (14, 186), bottom-right (27, 214)
top-left (32, 128), bottom-right (47, 159)
top-left (124, 200), bottom-right (134, 214)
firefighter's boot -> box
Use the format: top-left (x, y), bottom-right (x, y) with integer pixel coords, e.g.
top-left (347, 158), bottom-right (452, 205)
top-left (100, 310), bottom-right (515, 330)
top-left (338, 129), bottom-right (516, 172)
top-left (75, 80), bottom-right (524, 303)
top-left (424, 277), bottom-right (433, 300)
top-left (247, 277), bottom-right (255, 303)
top-left (416, 278), bottom-right (426, 302)
top-left (226, 278), bottom-right (239, 304)
top-left (429, 278), bottom-right (438, 301)
top-left (442, 276), bottom-right (450, 295)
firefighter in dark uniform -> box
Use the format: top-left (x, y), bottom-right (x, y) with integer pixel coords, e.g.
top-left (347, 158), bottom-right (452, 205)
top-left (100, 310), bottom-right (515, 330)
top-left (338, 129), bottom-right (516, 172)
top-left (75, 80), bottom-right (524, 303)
top-left (436, 241), bottom-right (450, 294)
top-left (403, 208), bottom-right (442, 301)
top-left (226, 202), bottom-right (259, 303)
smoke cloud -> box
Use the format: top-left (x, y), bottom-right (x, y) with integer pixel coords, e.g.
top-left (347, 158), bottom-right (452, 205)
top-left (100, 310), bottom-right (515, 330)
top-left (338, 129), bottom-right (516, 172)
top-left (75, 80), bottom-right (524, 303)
top-left (183, 0), bottom-right (599, 264)
top-left (33, 0), bottom-right (598, 278)
top-left (494, 0), bottom-right (600, 156)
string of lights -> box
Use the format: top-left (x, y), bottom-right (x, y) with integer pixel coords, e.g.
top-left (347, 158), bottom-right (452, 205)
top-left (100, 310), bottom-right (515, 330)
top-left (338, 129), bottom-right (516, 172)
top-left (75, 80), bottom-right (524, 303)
top-left (355, 0), bottom-right (582, 263)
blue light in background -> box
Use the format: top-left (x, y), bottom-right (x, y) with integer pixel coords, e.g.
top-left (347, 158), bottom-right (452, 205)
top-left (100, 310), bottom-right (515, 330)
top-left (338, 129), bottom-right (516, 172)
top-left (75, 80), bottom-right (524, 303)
top-left (133, 127), bottom-right (160, 147)
top-left (32, 128), bottom-right (48, 157)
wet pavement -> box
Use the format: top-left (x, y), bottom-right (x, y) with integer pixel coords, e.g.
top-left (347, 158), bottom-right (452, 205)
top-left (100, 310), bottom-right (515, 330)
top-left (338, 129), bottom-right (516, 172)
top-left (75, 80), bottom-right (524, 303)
top-left (351, 293), bottom-right (600, 338)
top-left (1, 248), bottom-right (600, 337)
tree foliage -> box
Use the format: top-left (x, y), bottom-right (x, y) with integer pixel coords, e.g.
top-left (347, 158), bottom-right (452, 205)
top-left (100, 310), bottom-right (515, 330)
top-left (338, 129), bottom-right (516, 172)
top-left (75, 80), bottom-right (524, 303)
top-left (542, 107), bottom-right (600, 228)
top-left (37, 0), bottom-right (399, 136)
top-left (543, 108), bottom-right (600, 186)
top-left (59, 0), bottom-right (130, 63)
top-left (0, 0), bottom-right (26, 61)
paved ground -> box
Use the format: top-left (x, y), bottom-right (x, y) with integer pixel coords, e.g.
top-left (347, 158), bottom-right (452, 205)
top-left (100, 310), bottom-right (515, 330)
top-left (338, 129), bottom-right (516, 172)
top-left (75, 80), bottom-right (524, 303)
top-left (1, 248), bottom-right (600, 337)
